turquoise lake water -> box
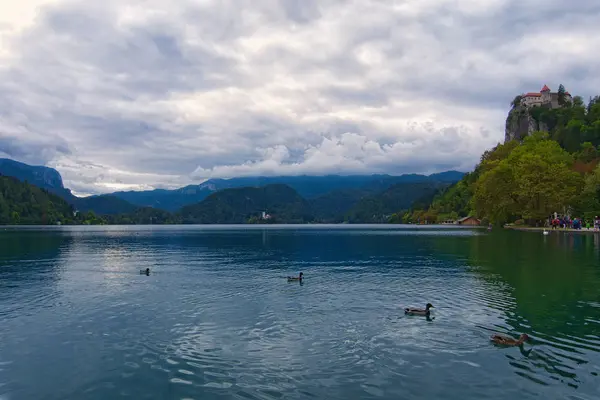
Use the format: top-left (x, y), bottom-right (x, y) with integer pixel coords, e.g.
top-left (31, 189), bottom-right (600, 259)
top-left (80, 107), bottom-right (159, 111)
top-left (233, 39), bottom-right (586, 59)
top-left (1, 225), bottom-right (599, 399)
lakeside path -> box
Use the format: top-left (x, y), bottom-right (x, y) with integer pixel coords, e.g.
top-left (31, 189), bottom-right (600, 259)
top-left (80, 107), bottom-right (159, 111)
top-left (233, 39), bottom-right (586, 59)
top-left (505, 226), bottom-right (600, 234)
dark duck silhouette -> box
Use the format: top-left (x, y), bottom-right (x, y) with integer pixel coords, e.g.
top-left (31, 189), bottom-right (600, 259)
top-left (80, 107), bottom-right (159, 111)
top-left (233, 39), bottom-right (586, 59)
top-left (404, 303), bottom-right (434, 316)
top-left (140, 268), bottom-right (150, 275)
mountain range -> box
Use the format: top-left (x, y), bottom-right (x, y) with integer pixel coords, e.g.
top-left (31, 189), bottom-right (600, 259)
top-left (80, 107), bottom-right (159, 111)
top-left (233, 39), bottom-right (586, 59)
top-left (108, 171), bottom-right (464, 212)
top-left (0, 158), bottom-right (465, 223)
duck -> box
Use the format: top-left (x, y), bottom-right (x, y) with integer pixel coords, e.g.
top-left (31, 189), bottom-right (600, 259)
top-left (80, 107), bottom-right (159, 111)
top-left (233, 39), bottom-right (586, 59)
top-left (287, 272), bottom-right (303, 281)
top-left (140, 268), bottom-right (150, 275)
top-left (404, 303), bottom-right (434, 316)
top-left (543, 230), bottom-right (549, 235)
top-left (490, 333), bottom-right (529, 346)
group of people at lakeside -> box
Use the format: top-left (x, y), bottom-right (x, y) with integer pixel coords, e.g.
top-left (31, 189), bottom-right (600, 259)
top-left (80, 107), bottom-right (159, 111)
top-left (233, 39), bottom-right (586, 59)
top-left (548, 215), bottom-right (600, 231)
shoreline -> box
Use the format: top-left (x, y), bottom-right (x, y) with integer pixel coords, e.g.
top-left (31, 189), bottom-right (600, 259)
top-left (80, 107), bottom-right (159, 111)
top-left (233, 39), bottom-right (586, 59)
top-left (505, 225), bottom-right (600, 234)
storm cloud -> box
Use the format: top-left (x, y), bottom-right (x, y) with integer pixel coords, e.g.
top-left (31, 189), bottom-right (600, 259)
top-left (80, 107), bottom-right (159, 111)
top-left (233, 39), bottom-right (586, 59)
top-left (1, 0), bottom-right (599, 195)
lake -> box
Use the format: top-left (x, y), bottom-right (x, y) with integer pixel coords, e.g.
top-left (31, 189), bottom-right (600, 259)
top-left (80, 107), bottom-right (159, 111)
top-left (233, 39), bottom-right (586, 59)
top-left (1, 225), bottom-right (599, 399)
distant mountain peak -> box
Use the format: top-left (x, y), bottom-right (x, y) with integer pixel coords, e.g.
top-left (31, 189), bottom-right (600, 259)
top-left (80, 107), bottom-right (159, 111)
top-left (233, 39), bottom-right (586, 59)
top-left (0, 158), bottom-right (65, 189)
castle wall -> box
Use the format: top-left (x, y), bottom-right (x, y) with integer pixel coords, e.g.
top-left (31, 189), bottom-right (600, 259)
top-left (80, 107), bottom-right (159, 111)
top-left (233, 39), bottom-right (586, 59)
top-left (523, 96), bottom-right (543, 107)
top-left (522, 91), bottom-right (572, 109)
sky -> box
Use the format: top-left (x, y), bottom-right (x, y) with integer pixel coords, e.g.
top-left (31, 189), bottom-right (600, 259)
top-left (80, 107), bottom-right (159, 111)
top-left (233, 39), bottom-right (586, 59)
top-left (1, 0), bottom-right (600, 196)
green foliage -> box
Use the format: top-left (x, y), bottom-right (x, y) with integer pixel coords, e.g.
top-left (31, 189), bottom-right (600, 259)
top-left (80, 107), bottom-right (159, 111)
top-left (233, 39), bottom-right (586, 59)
top-left (106, 207), bottom-right (181, 225)
top-left (309, 189), bottom-right (372, 223)
top-left (75, 195), bottom-right (138, 215)
top-left (472, 134), bottom-right (583, 225)
top-left (573, 164), bottom-right (600, 219)
top-left (528, 95), bottom-right (600, 149)
top-left (402, 91), bottom-right (600, 226)
top-left (81, 210), bottom-right (106, 225)
top-left (176, 182), bottom-right (448, 224)
top-left (557, 84), bottom-right (567, 106)
top-left (430, 180), bottom-right (473, 216)
top-left (0, 175), bottom-right (76, 225)
top-left (399, 141), bottom-right (523, 224)
top-left (345, 182), bottom-right (447, 223)
top-left (576, 142), bottom-right (599, 163)
top-left (178, 184), bottom-right (314, 224)
top-left (472, 162), bottom-right (518, 225)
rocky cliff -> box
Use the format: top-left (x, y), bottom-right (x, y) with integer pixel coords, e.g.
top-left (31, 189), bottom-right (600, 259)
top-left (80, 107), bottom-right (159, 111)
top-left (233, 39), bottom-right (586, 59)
top-left (0, 158), bottom-right (66, 191)
top-left (504, 106), bottom-right (548, 143)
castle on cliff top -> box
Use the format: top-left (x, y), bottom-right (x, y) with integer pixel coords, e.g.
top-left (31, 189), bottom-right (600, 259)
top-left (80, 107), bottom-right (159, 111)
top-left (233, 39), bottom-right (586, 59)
top-left (521, 84), bottom-right (572, 109)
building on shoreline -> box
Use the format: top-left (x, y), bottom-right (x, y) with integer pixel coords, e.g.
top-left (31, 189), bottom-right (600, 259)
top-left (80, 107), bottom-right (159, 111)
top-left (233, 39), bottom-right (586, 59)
top-left (456, 216), bottom-right (481, 226)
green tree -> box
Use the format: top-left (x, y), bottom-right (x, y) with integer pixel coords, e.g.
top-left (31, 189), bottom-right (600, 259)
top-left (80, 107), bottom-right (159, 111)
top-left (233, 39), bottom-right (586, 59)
top-left (563, 119), bottom-right (586, 152)
top-left (514, 152), bottom-right (582, 222)
top-left (397, 93), bottom-right (600, 225)
top-left (472, 162), bottom-right (518, 225)
top-left (473, 133), bottom-right (582, 225)
top-left (576, 142), bottom-right (598, 163)
top-left (574, 165), bottom-right (600, 219)
top-left (558, 84), bottom-right (566, 106)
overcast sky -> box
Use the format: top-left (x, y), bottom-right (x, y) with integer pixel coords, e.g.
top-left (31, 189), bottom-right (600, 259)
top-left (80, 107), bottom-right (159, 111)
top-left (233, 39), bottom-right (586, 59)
top-left (1, 0), bottom-right (599, 195)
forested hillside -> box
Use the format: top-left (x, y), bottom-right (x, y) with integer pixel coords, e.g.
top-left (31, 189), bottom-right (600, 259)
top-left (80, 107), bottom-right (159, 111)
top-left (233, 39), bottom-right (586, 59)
top-left (398, 94), bottom-right (600, 225)
top-left (178, 184), bottom-right (313, 224)
top-left (346, 182), bottom-right (449, 223)
top-left (0, 175), bottom-right (75, 224)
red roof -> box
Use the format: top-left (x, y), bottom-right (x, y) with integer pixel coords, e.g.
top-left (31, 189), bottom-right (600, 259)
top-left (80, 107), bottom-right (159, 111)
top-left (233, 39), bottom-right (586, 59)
top-left (541, 85), bottom-right (550, 92)
top-left (524, 92), bottom-right (541, 97)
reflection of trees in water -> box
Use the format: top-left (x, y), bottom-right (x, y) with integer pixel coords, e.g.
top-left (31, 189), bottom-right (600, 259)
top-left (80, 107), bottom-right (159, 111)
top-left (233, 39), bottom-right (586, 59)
top-left (159, 229), bottom-right (445, 272)
top-left (0, 231), bottom-right (73, 288)
top-left (434, 230), bottom-right (600, 389)
top-left (0, 231), bottom-right (73, 261)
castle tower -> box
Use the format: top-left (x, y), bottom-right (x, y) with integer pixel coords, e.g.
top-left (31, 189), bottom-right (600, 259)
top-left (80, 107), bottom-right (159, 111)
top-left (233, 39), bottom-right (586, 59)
top-left (541, 84), bottom-right (551, 103)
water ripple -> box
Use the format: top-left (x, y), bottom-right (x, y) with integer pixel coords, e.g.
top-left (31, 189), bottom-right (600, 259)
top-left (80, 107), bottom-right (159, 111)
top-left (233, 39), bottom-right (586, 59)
top-left (1, 226), bottom-right (600, 399)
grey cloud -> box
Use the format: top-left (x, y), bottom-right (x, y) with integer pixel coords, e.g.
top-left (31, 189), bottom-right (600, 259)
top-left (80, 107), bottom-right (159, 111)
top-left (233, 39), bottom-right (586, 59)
top-left (15, 3), bottom-right (238, 99)
top-left (1, 0), bottom-right (599, 193)
top-left (280, 0), bottom-right (322, 23)
top-left (0, 131), bottom-right (71, 165)
top-left (324, 86), bottom-right (390, 108)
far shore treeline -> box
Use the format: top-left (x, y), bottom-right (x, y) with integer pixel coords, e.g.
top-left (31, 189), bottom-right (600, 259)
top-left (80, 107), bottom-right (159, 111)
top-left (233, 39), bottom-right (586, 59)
top-left (0, 175), bottom-right (449, 225)
top-left (1, 89), bottom-right (600, 226)
top-left (0, 174), bottom-right (453, 225)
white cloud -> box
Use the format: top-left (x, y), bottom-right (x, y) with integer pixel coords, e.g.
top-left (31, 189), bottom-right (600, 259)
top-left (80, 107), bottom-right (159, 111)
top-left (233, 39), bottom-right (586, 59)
top-left (0, 0), bottom-right (599, 194)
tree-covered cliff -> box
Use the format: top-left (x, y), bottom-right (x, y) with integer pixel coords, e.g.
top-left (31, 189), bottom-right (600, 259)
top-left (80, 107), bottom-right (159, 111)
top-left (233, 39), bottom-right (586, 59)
top-left (400, 93), bottom-right (600, 226)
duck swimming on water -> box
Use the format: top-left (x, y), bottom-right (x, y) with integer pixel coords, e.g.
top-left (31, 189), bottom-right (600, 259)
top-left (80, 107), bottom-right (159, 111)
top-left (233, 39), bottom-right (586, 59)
top-left (491, 333), bottom-right (529, 346)
top-left (140, 268), bottom-right (150, 275)
top-left (287, 272), bottom-right (303, 282)
top-left (404, 303), bottom-right (434, 316)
